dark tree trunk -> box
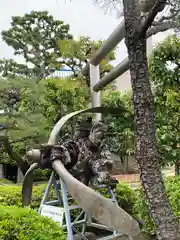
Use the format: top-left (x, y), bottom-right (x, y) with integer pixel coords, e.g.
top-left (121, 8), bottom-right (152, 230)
top-left (175, 160), bottom-right (180, 175)
top-left (122, 1), bottom-right (180, 239)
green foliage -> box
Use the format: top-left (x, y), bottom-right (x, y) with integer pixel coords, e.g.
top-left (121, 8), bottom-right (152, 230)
top-left (115, 182), bottom-right (137, 214)
top-left (149, 35), bottom-right (180, 166)
top-left (0, 11), bottom-right (116, 83)
top-left (0, 75), bottom-right (89, 168)
top-left (0, 181), bottom-right (136, 233)
top-left (0, 59), bottom-right (33, 79)
top-left (0, 184), bottom-right (47, 209)
top-left (0, 11), bottom-right (130, 173)
top-left (0, 182), bottom-right (136, 239)
top-left (59, 36), bottom-right (116, 79)
top-left (0, 181), bottom-right (136, 215)
top-left (0, 10), bottom-right (119, 173)
top-left (0, 205), bottom-right (66, 240)
top-left (0, 77), bottom-right (48, 167)
top-left (149, 35), bottom-right (179, 89)
top-left (40, 77), bottom-right (90, 135)
top-left (98, 181), bottom-right (137, 215)
top-left (33, 169), bottom-right (51, 182)
top-left (102, 90), bottom-right (134, 165)
top-left (1, 10), bottom-right (72, 80)
top-left (134, 176), bottom-right (180, 235)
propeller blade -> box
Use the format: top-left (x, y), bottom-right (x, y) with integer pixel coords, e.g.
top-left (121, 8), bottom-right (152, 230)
top-left (22, 163), bottom-right (39, 206)
top-left (49, 106), bottom-right (126, 145)
top-left (53, 160), bottom-right (140, 237)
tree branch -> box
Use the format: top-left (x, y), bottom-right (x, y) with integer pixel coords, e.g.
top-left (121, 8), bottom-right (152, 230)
top-left (10, 136), bottom-right (35, 144)
top-left (139, 0), bottom-right (167, 36)
top-left (152, 21), bottom-right (162, 26)
top-left (159, 9), bottom-right (179, 22)
top-left (146, 21), bottom-right (176, 37)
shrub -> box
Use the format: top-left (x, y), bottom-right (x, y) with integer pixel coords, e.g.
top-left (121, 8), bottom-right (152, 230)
top-left (0, 205), bottom-right (66, 240)
top-left (33, 169), bottom-right (51, 181)
top-left (0, 184), bottom-right (49, 209)
top-left (116, 182), bottom-right (137, 214)
top-left (0, 181), bottom-right (137, 216)
top-left (98, 182), bottom-right (137, 215)
top-left (134, 176), bottom-right (180, 235)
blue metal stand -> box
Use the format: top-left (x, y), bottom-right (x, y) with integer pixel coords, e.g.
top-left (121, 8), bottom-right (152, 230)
top-left (39, 171), bottom-right (130, 240)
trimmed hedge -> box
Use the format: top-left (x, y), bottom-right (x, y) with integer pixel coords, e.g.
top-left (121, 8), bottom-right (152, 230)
top-left (2, 177), bottom-right (179, 237)
top-left (134, 176), bottom-right (180, 235)
top-left (0, 181), bottom-right (137, 237)
top-left (0, 184), bottom-right (52, 209)
top-left (33, 169), bottom-right (52, 181)
top-left (0, 205), bottom-right (66, 239)
top-left (98, 182), bottom-right (137, 215)
top-left (0, 181), bottom-right (137, 215)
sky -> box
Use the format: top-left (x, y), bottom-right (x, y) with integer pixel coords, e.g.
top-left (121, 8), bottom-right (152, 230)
top-left (0, 0), bottom-right (169, 66)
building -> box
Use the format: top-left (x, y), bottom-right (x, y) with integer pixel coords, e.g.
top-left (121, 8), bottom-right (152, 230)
top-left (46, 68), bottom-right (73, 79)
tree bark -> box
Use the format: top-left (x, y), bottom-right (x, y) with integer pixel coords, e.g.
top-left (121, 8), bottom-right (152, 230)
top-left (122, 0), bottom-right (180, 239)
top-left (175, 160), bottom-right (180, 175)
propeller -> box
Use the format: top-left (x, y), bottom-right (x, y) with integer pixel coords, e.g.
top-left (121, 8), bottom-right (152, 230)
top-left (22, 107), bottom-right (140, 236)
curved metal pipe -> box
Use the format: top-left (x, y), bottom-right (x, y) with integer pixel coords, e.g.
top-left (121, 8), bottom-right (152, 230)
top-left (93, 57), bottom-right (129, 92)
top-left (81, 20), bottom-right (125, 76)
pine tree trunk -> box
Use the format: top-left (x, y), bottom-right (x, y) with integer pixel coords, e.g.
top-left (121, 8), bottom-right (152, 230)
top-left (122, 1), bottom-right (180, 239)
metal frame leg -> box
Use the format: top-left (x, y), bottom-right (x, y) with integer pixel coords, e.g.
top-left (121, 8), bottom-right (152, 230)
top-left (60, 178), bottom-right (74, 240)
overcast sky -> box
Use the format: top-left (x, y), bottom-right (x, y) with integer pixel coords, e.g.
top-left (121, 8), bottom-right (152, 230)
top-left (0, 0), bottom-right (168, 66)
